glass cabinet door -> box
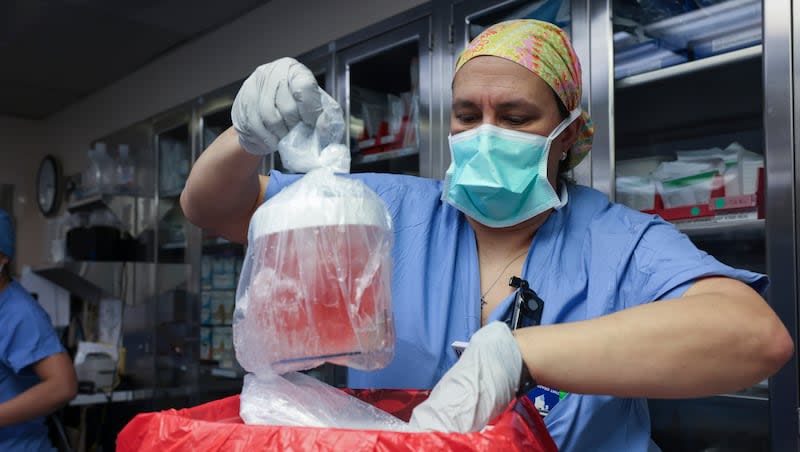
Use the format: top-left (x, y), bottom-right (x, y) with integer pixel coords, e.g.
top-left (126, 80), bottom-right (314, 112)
top-left (612, 3), bottom-right (765, 285)
top-left (453, 0), bottom-right (571, 43)
top-left (610, 1), bottom-right (767, 450)
top-left (156, 121), bottom-right (192, 263)
top-left (195, 100), bottom-right (247, 387)
top-left (336, 17), bottom-right (430, 177)
top-left (154, 117), bottom-right (194, 391)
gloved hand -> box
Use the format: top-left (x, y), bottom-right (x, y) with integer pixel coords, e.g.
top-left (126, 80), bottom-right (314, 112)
top-left (231, 57), bottom-right (342, 155)
top-left (408, 321), bottom-right (524, 432)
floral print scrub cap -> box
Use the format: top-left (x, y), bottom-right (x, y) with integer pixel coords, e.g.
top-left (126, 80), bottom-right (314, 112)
top-left (455, 19), bottom-right (594, 171)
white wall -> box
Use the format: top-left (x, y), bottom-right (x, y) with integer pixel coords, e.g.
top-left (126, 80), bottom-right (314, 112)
top-left (10, 0), bottom-right (426, 269)
top-left (0, 116), bottom-right (48, 274)
top-left (45, 0), bottom-right (428, 177)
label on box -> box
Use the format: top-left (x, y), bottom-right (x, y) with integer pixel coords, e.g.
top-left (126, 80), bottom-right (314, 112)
top-left (212, 326), bottom-right (233, 365)
top-left (200, 292), bottom-right (213, 325)
top-left (212, 257), bottom-right (226, 274)
top-left (221, 291), bottom-right (234, 322)
top-left (223, 257), bottom-right (235, 273)
top-left (211, 291), bottom-right (235, 325)
top-left (212, 272), bottom-right (236, 290)
top-left (201, 256), bottom-right (213, 281)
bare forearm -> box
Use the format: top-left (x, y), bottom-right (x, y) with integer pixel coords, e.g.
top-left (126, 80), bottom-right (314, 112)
top-left (516, 285), bottom-right (792, 398)
top-left (181, 126), bottom-right (264, 243)
top-left (0, 379), bottom-right (75, 427)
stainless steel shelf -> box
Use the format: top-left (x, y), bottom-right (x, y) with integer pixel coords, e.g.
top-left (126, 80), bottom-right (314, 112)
top-left (161, 241), bottom-right (187, 250)
top-left (616, 45), bottom-right (762, 89)
top-left (210, 367), bottom-right (243, 379)
top-left (675, 217), bottom-right (764, 238)
top-left (352, 146), bottom-right (419, 165)
top-left (70, 388), bottom-right (155, 406)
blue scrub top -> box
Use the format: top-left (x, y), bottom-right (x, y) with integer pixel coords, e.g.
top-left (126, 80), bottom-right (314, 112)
top-left (0, 280), bottom-right (65, 452)
top-left (265, 170), bottom-right (766, 452)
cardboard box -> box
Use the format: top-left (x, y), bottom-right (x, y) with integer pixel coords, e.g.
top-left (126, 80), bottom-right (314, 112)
top-left (212, 326), bottom-right (233, 366)
top-left (200, 292), bottom-right (213, 325)
top-left (200, 327), bottom-right (212, 360)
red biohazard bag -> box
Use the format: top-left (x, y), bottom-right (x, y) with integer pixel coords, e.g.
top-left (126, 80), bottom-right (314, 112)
top-left (116, 390), bottom-right (558, 452)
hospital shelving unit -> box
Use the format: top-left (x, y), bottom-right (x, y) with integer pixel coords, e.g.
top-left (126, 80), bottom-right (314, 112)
top-left (586, 0), bottom-right (797, 450)
top-left (336, 9), bottom-right (432, 177)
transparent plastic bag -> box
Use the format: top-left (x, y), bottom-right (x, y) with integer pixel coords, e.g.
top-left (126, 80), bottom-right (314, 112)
top-left (240, 372), bottom-right (412, 431)
top-left (234, 86), bottom-right (396, 430)
top-left (234, 167), bottom-right (395, 376)
top-left (278, 92), bottom-right (348, 174)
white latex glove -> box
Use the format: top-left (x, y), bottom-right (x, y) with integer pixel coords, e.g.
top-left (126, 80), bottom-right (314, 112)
top-left (408, 321), bottom-right (524, 432)
top-left (231, 57), bottom-right (342, 155)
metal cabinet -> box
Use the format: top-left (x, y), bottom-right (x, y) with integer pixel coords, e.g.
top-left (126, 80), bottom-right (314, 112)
top-left (152, 111), bottom-right (196, 393)
top-left (336, 12), bottom-right (433, 177)
top-left (193, 88), bottom-right (248, 389)
top-left (583, 0), bottom-right (797, 450)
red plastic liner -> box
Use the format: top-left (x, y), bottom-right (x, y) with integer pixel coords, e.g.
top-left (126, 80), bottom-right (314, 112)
top-left (117, 390), bottom-right (558, 452)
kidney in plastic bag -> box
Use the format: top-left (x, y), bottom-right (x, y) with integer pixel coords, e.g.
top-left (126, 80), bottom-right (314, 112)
top-left (234, 168), bottom-right (395, 375)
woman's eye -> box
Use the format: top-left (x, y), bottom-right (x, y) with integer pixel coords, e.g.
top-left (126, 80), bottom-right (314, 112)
top-left (456, 114), bottom-right (478, 123)
top-left (505, 117), bottom-right (527, 126)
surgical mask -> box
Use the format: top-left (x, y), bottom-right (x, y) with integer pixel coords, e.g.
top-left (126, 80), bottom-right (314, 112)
top-left (442, 109), bottom-right (580, 228)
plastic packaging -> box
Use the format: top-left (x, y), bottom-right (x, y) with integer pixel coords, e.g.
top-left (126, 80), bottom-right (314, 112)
top-left (240, 372), bottom-right (411, 431)
top-left (652, 159), bottom-right (726, 208)
top-left (83, 143), bottom-right (115, 196)
top-left (234, 167), bottom-right (395, 375)
top-left (117, 390), bottom-right (558, 452)
top-left (643, 0), bottom-right (761, 50)
top-left (277, 92), bottom-right (348, 174)
top-left (115, 144), bottom-right (135, 194)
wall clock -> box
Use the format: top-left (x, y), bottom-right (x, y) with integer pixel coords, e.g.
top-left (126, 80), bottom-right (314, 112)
top-left (37, 155), bottom-right (61, 217)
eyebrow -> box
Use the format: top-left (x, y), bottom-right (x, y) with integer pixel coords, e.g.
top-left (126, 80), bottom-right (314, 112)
top-left (451, 99), bottom-right (541, 111)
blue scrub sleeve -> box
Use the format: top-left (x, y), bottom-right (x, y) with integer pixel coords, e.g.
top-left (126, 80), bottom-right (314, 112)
top-left (621, 218), bottom-right (767, 307)
top-left (0, 295), bottom-right (65, 374)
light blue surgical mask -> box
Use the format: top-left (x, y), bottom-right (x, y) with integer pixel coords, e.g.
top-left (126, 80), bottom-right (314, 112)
top-left (442, 109), bottom-right (580, 228)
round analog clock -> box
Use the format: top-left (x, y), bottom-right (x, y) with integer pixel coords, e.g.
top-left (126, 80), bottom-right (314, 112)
top-left (37, 155), bottom-right (61, 217)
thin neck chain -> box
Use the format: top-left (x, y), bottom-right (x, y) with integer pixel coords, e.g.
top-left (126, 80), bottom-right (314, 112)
top-left (480, 249), bottom-right (528, 309)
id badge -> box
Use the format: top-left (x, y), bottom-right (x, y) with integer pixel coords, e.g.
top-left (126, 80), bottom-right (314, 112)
top-left (526, 385), bottom-right (568, 417)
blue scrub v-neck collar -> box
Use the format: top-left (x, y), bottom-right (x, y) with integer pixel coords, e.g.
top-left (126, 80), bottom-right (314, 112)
top-left (476, 203), bottom-right (565, 328)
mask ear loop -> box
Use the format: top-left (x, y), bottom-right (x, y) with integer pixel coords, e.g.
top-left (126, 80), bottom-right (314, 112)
top-left (550, 108), bottom-right (582, 162)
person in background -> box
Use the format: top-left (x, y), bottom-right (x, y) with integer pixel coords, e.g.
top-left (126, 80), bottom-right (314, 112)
top-left (181, 20), bottom-right (793, 450)
top-left (0, 209), bottom-right (77, 451)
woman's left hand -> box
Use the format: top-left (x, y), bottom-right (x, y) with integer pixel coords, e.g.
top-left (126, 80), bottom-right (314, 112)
top-left (408, 322), bottom-right (524, 432)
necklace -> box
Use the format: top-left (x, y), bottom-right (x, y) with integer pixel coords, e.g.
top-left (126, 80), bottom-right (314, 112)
top-left (480, 249), bottom-right (528, 309)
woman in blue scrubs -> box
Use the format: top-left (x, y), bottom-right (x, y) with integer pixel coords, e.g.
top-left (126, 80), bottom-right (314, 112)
top-left (0, 210), bottom-right (77, 451)
top-left (181, 20), bottom-right (793, 451)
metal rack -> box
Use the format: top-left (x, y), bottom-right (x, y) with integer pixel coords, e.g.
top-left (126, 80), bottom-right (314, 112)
top-left (616, 45), bottom-right (762, 89)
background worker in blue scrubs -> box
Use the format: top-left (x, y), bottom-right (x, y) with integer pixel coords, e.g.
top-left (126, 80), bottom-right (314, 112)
top-left (0, 209), bottom-right (77, 451)
top-left (181, 20), bottom-right (793, 451)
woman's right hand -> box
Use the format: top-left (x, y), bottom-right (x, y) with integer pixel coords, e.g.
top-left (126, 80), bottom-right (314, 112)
top-left (232, 57), bottom-right (328, 155)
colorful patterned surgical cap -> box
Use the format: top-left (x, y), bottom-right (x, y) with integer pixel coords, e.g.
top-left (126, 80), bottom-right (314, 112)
top-left (455, 19), bottom-right (594, 171)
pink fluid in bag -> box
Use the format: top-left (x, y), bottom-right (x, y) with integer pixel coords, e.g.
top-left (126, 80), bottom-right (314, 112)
top-left (246, 223), bottom-right (394, 371)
